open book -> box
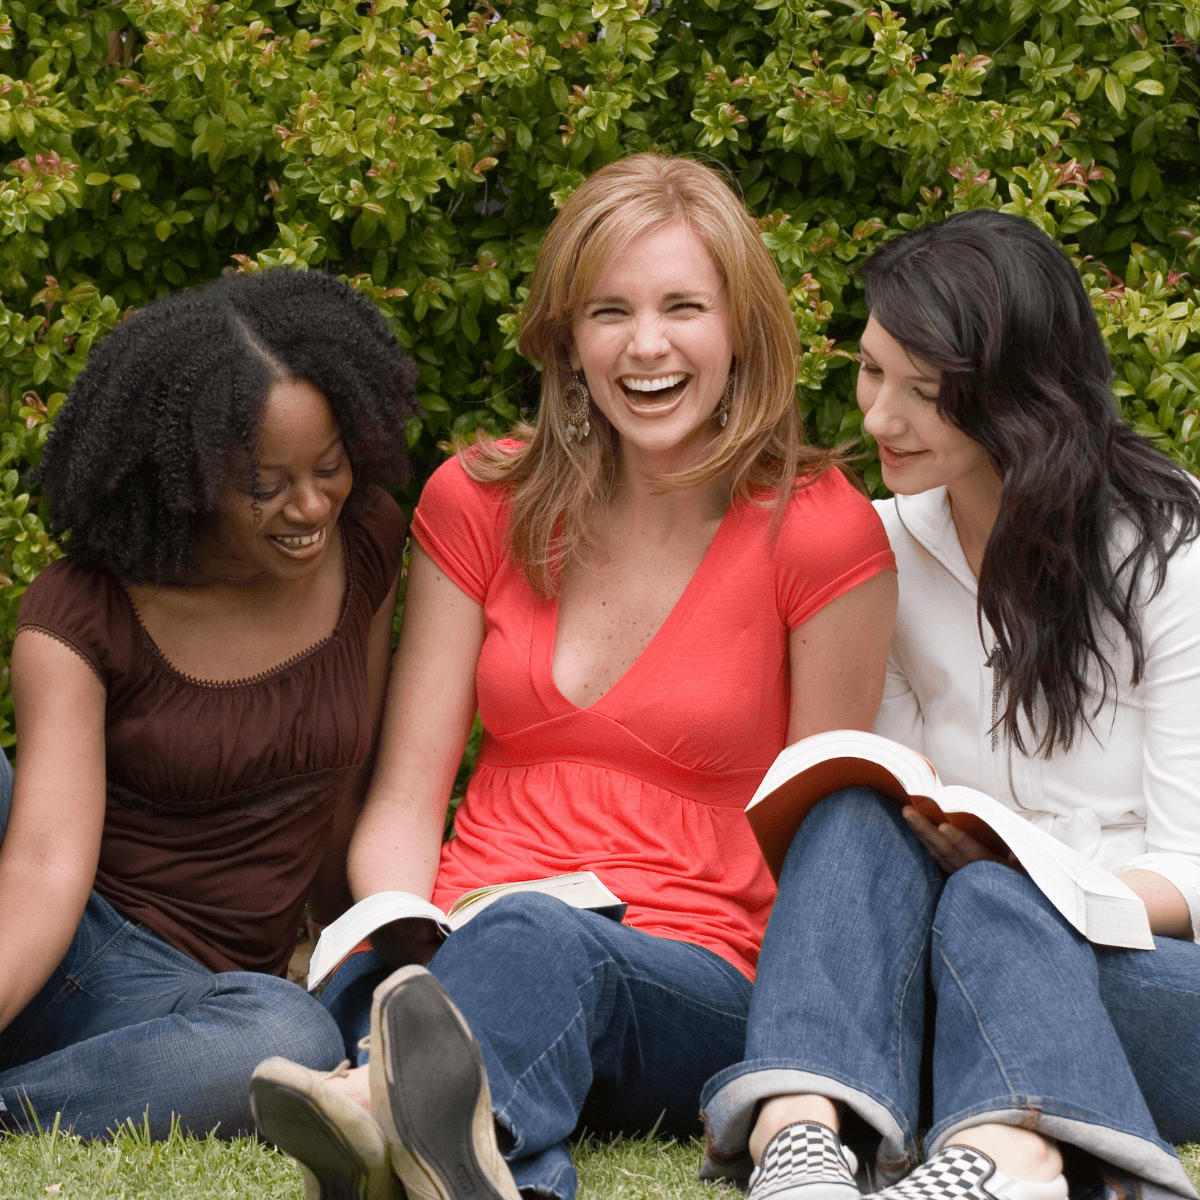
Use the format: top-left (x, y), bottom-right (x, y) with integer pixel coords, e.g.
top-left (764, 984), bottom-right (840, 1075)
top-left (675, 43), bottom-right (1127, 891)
top-left (745, 730), bottom-right (1154, 951)
top-left (307, 871), bottom-right (627, 990)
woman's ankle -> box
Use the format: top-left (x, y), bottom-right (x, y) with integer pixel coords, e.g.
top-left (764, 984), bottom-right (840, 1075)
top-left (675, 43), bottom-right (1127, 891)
top-left (749, 1094), bottom-right (841, 1164)
top-left (325, 1062), bottom-right (373, 1113)
top-left (946, 1124), bottom-right (1063, 1182)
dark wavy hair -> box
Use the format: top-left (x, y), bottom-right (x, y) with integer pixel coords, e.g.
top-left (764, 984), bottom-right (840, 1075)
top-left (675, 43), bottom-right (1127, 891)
top-left (860, 209), bottom-right (1200, 755)
top-left (34, 268), bottom-right (419, 584)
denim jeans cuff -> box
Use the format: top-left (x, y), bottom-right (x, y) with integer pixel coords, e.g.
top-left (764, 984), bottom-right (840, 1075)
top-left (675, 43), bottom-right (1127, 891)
top-left (699, 1063), bottom-right (916, 1186)
top-left (506, 1140), bottom-right (577, 1200)
top-left (928, 1108), bottom-right (1198, 1200)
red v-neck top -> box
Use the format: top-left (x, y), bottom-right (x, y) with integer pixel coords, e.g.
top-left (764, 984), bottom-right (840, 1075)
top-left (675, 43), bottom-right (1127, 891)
top-left (413, 457), bottom-right (894, 979)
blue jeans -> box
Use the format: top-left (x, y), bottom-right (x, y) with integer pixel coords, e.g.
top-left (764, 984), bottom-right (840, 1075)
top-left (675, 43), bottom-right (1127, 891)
top-left (324, 891), bottom-right (753, 1200)
top-left (0, 754), bottom-right (344, 1139)
top-left (700, 789), bottom-right (1200, 1200)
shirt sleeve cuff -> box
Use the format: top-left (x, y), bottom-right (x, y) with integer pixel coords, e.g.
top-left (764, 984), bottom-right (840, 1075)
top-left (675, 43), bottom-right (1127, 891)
top-left (1117, 853), bottom-right (1200, 942)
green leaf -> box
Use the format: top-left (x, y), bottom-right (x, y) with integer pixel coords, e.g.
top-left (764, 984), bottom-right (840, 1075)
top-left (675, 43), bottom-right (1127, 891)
top-left (1130, 116), bottom-right (1155, 154)
top-left (1104, 73), bottom-right (1126, 115)
top-left (1129, 157), bottom-right (1161, 201)
top-left (1076, 67), bottom-right (1102, 100)
top-left (83, 172), bottom-right (110, 186)
top-left (1133, 79), bottom-right (1164, 95)
top-left (1111, 51), bottom-right (1154, 73)
top-left (140, 122), bottom-right (178, 149)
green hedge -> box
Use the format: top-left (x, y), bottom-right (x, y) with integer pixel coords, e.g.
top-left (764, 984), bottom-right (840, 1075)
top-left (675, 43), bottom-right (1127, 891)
top-left (0, 0), bottom-right (1198, 745)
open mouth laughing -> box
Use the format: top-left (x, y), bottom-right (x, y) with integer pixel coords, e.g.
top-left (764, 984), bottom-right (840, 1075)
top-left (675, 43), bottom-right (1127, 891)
top-left (619, 372), bottom-right (689, 405)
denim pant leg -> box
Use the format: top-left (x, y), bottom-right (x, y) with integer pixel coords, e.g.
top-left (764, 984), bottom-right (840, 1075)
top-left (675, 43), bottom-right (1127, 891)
top-left (1096, 936), bottom-right (1200, 1144)
top-left (0, 750), bottom-right (13, 833)
top-left (320, 947), bottom-right (391, 1065)
top-left (927, 863), bottom-right (1195, 1200)
top-left (701, 788), bottom-right (943, 1185)
top-left (0, 890), bottom-right (344, 1139)
top-left (427, 892), bottom-right (753, 1200)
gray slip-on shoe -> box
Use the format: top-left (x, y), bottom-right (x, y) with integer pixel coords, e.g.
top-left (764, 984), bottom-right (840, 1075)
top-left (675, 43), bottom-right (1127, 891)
top-left (250, 1055), bottom-right (405, 1200)
top-left (368, 965), bottom-right (521, 1200)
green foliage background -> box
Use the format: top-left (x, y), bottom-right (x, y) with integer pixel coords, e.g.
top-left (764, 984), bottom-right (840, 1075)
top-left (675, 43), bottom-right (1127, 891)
top-left (0, 0), bottom-right (1198, 746)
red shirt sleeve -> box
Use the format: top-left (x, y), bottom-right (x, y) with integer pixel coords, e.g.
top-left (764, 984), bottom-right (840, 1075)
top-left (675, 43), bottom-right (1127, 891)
top-left (775, 468), bottom-right (896, 629)
top-left (410, 455), bottom-right (510, 604)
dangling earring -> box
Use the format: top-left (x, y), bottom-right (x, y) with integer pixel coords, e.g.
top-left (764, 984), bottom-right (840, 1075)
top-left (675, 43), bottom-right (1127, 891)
top-left (563, 370), bottom-right (592, 442)
top-left (717, 371), bottom-right (734, 428)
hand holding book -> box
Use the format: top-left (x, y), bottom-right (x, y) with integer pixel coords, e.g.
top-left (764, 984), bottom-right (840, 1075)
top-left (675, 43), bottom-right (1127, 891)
top-left (900, 805), bottom-right (1020, 875)
top-left (744, 729), bottom-right (1154, 951)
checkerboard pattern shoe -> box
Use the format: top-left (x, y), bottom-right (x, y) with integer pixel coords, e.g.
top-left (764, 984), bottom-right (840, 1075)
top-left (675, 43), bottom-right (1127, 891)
top-left (368, 966), bottom-right (521, 1200)
top-left (864, 1146), bottom-right (1068, 1200)
top-left (249, 1056), bottom-right (404, 1200)
top-left (746, 1120), bottom-right (862, 1200)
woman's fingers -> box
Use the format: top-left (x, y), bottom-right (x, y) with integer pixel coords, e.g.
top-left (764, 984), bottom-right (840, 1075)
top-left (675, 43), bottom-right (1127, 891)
top-left (902, 806), bottom-right (959, 871)
top-left (902, 806), bottom-right (1008, 873)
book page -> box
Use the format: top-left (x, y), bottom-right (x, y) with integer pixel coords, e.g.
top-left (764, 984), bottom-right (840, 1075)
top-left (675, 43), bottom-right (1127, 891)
top-left (745, 730), bottom-right (941, 880)
top-left (307, 891), bottom-right (450, 991)
top-left (446, 871), bottom-right (625, 929)
top-left (749, 730), bottom-right (939, 808)
top-left (935, 785), bottom-right (1154, 950)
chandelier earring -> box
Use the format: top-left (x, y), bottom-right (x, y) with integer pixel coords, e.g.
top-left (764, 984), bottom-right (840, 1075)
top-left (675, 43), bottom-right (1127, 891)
top-left (563, 370), bottom-right (592, 442)
top-left (717, 371), bottom-right (734, 428)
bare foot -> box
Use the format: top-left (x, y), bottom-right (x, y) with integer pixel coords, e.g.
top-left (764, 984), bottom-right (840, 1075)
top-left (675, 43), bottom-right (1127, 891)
top-left (324, 1062), bottom-right (372, 1113)
top-left (948, 1125), bottom-right (1063, 1182)
top-left (749, 1094), bottom-right (841, 1164)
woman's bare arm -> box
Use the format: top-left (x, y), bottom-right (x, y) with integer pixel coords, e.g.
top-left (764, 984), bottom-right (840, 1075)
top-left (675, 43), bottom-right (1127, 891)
top-left (786, 570), bottom-right (898, 744)
top-left (0, 631), bottom-right (107, 1033)
top-left (347, 544), bottom-right (484, 961)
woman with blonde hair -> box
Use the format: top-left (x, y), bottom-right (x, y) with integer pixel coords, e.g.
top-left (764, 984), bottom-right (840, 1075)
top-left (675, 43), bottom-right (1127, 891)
top-left (252, 152), bottom-right (897, 1200)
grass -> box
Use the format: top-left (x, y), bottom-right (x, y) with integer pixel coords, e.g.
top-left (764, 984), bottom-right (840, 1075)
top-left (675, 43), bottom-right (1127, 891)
top-left (0, 1122), bottom-right (733, 1200)
top-left (1, 1126), bottom-right (1197, 1200)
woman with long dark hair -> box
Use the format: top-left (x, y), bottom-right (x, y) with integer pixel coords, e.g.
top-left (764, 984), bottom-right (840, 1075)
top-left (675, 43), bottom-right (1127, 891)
top-left (700, 210), bottom-right (1200, 1200)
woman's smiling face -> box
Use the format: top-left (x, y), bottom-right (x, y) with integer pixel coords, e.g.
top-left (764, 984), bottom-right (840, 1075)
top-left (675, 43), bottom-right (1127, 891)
top-left (856, 315), bottom-right (996, 500)
top-left (569, 219), bottom-right (733, 476)
top-left (202, 377), bottom-right (353, 583)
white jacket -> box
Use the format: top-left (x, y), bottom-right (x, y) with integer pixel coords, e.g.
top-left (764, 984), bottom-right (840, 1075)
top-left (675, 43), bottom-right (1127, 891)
top-left (873, 488), bottom-right (1200, 938)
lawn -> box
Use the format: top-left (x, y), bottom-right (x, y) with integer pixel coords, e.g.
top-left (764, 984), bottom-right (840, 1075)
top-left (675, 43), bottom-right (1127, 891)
top-left (0, 1124), bottom-right (716, 1199)
top-left (2, 1124), bottom-right (1199, 1200)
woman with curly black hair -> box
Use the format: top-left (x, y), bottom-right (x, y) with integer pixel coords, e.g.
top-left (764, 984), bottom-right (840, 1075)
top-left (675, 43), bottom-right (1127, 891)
top-left (0, 268), bottom-right (418, 1140)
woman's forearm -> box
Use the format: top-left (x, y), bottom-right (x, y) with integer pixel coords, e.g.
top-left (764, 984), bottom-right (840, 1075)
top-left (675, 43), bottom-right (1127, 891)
top-left (0, 852), bottom-right (93, 1033)
top-left (1119, 868), bottom-right (1193, 939)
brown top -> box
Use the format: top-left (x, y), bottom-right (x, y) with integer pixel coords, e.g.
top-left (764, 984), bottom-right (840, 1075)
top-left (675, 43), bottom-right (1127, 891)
top-left (16, 485), bottom-right (405, 975)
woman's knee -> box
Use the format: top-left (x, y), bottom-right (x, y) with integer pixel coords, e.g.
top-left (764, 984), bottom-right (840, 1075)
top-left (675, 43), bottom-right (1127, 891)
top-left (443, 891), bottom-right (592, 949)
top-left (198, 972), bottom-right (345, 1070)
top-left (430, 893), bottom-right (607, 997)
top-left (782, 787), bottom-right (928, 886)
top-left (934, 861), bottom-right (1081, 958)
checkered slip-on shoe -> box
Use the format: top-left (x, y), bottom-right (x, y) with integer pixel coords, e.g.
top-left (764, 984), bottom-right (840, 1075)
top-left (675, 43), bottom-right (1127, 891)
top-left (368, 965), bottom-right (521, 1200)
top-left (249, 1056), bottom-right (405, 1200)
top-left (746, 1120), bottom-right (862, 1200)
top-left (865, 1146), bottom-right (1067, 1200)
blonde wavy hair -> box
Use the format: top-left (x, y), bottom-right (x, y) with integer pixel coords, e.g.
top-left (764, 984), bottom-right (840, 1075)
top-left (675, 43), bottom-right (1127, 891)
top-left (463, 152), bottom-right (842, 596)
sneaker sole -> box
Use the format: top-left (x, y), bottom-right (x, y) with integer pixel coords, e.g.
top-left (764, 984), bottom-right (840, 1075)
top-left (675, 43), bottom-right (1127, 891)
top-left (249, 1066), bottom-right (402, 1200)
top-left (375, 970), bottom-right (518, 1200)
top-left (755, 1183), bottom-right (862, 1200)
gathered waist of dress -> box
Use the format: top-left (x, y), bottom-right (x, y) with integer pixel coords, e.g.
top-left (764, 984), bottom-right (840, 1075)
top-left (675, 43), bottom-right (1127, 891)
top-left (476, 716), bottom-right (768, 810)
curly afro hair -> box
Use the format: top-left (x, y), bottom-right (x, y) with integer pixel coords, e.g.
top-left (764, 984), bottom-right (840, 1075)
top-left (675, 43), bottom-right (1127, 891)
top-left (34, 268), bottom-right (419, 584)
